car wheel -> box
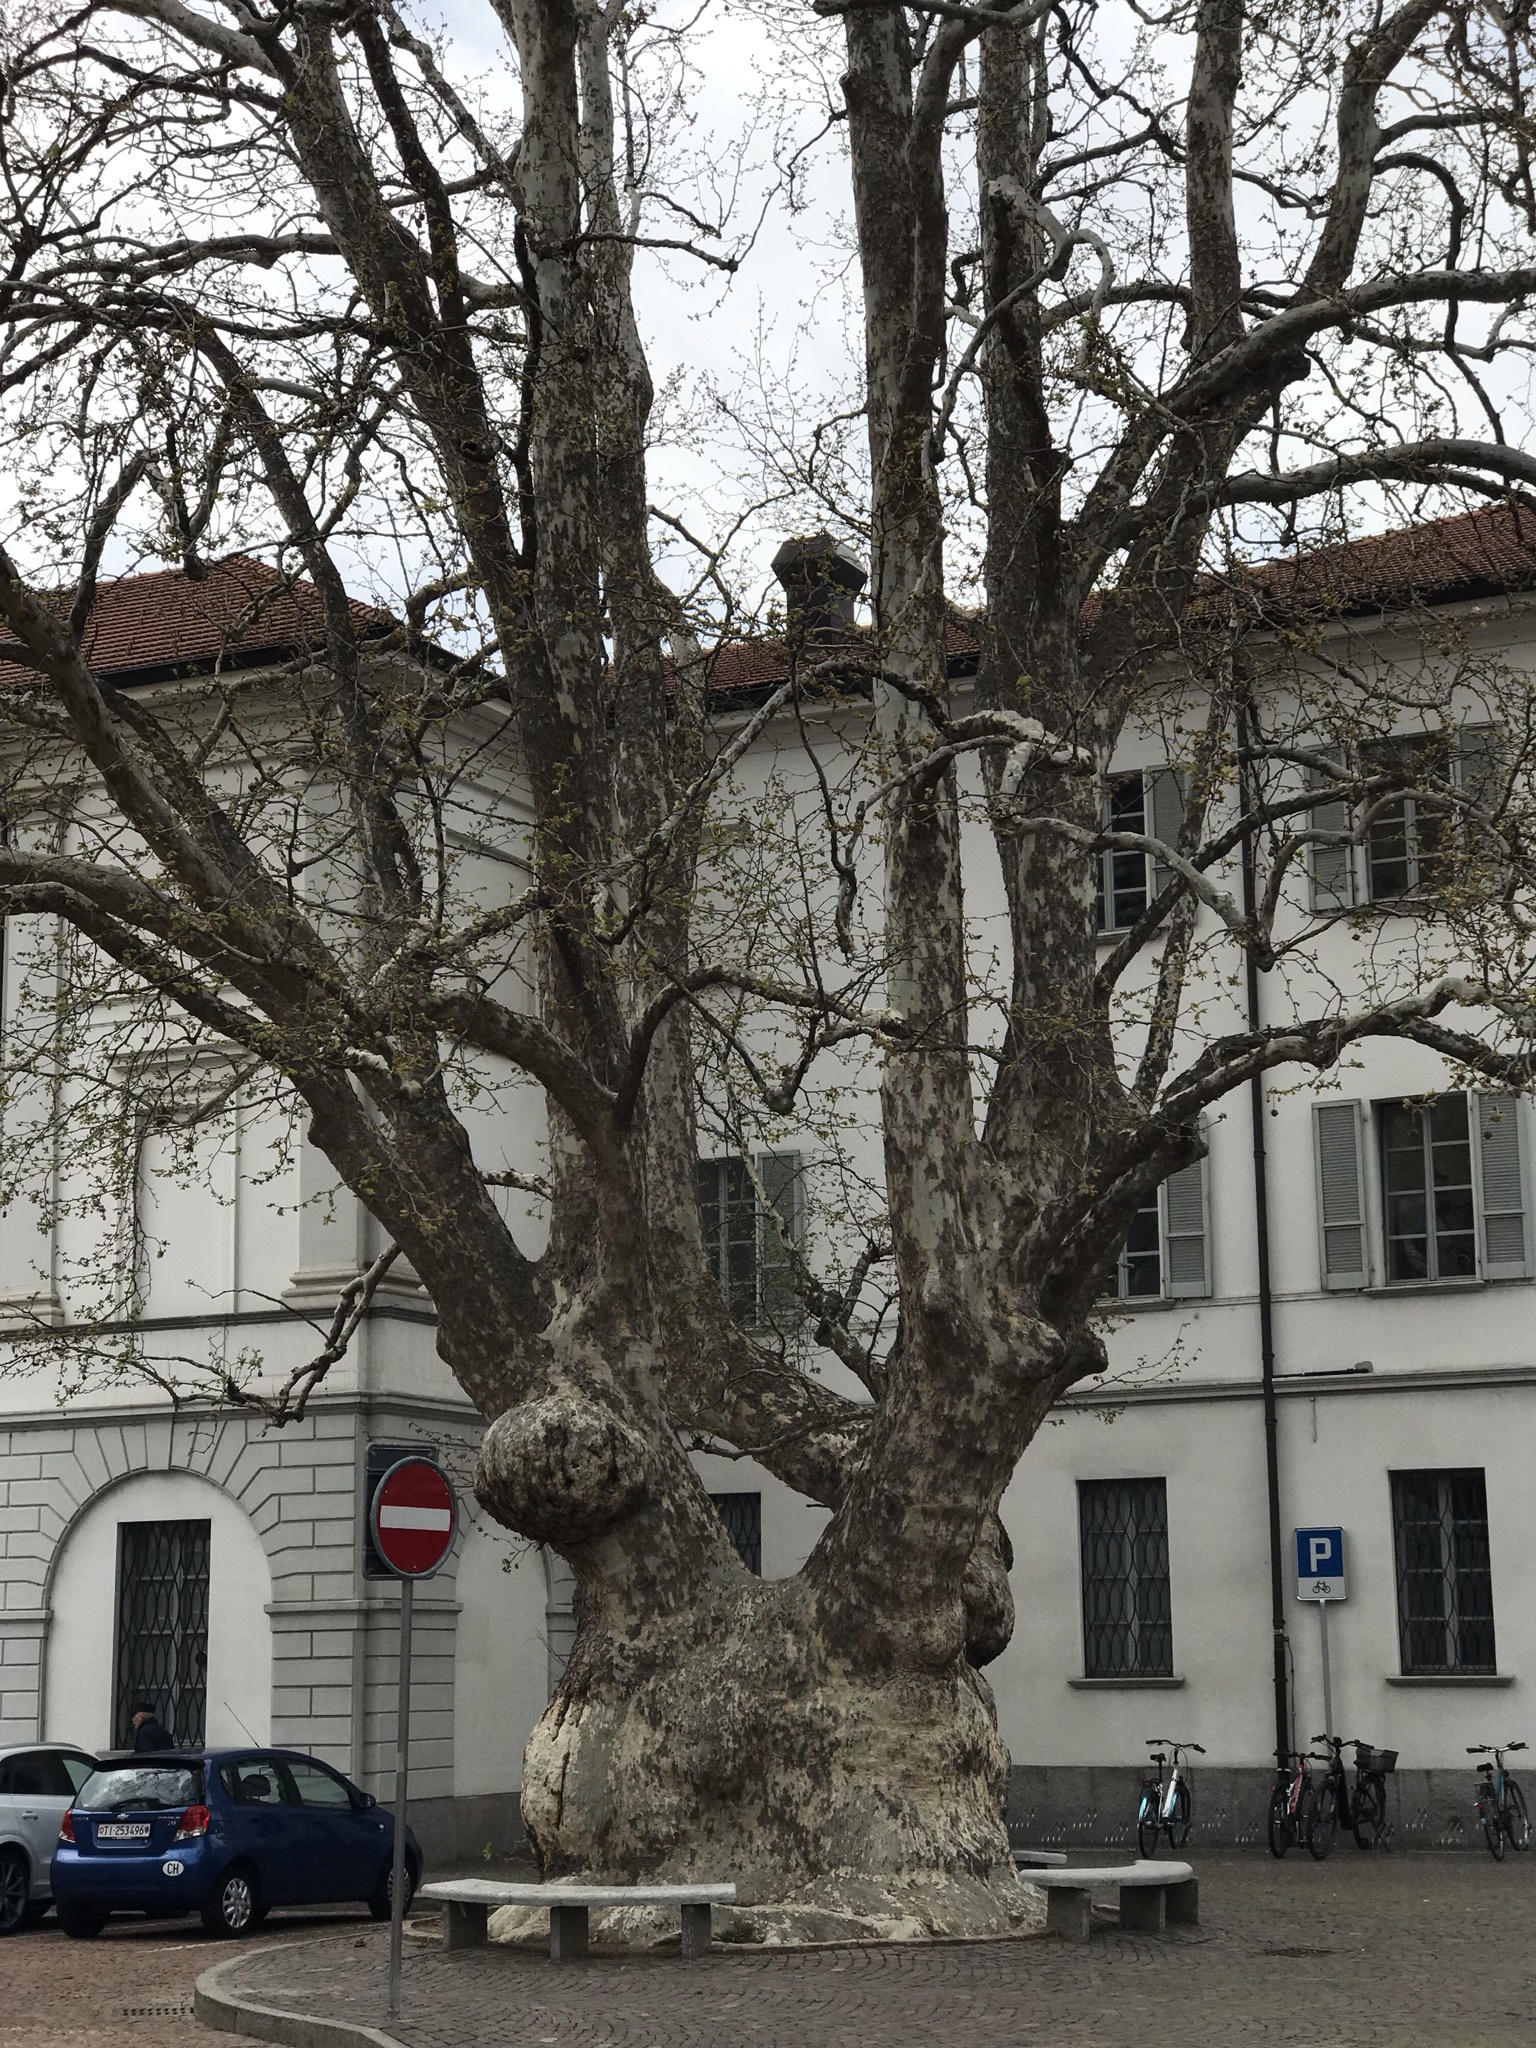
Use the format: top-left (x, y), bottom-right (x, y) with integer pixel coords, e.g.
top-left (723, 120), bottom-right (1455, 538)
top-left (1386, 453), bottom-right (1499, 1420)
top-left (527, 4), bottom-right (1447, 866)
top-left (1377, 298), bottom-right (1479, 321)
top-left (57, 1900), bottom-right (108, 1940)
top-left (368, 1855), bottom-right (417, 1921)
top-left (0, 1847), bottom-right (29, 1935)
top-left (200, 1866), bottom-right (259, 1939)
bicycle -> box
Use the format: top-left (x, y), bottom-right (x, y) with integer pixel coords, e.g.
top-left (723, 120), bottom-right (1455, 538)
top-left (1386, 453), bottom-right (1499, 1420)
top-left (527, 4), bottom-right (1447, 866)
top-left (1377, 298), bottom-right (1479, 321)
top-left (1469, 1742), bottom-right (1529, 1859)
top-left (1137, 1738), bottom-right (1204, 1857)
top-left (1266, 1752), bottom-right (1316, 1858)
top-left (1306, 1736), bottom-right (1395, 1859)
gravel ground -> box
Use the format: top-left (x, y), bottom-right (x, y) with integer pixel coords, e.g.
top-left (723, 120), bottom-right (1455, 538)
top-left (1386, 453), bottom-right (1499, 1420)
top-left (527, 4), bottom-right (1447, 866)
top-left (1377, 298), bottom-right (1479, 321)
top-left (0, 1901), bottom-right (373, 2048)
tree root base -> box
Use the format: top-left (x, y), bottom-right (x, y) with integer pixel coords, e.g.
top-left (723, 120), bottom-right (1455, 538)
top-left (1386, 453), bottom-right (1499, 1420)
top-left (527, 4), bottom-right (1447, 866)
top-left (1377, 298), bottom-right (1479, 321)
top-left (488, 1870), bottom-right (1044, 1951)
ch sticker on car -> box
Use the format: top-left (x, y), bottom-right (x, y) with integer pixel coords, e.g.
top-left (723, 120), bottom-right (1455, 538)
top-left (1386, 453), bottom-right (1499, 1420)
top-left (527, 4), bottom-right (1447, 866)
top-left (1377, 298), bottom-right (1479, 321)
top-left (161, 1859), bottom-right (185, 1876)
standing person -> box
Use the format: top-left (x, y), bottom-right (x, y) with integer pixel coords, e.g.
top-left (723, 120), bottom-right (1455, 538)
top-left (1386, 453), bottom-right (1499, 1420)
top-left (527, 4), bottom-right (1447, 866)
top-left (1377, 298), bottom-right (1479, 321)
top-left (128, 1701), bottom-right (174, 1752)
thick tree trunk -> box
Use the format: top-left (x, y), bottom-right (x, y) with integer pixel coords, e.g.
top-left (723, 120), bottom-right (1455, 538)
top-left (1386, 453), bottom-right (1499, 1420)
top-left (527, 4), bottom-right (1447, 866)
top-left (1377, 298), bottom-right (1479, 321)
top-left (504, 1563), bottom-right (1029, 1939)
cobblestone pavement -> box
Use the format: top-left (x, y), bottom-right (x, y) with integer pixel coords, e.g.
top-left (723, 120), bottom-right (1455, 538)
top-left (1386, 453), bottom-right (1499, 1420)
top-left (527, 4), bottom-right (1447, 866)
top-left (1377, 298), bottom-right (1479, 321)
top-left (209, 1852), bottom-right (1536, 2048)
top-left (0, 1903), bottom-right (371, 2048)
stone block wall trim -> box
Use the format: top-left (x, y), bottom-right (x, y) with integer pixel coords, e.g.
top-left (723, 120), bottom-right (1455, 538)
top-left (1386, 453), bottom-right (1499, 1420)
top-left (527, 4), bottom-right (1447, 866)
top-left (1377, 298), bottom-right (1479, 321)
top-left (0, 1387), bottom-right (484, 1433)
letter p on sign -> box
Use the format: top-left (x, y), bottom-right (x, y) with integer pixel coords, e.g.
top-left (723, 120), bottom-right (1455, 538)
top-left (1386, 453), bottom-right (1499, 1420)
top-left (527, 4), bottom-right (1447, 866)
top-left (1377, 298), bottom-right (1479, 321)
top-left (1294, 1526), bottom-right (1346, 1602)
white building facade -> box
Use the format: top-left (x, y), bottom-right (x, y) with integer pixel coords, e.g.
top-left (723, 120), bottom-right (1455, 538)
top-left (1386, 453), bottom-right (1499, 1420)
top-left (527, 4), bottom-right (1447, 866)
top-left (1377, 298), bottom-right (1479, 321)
top-left (2, 526), bottom-right (1533, 1853)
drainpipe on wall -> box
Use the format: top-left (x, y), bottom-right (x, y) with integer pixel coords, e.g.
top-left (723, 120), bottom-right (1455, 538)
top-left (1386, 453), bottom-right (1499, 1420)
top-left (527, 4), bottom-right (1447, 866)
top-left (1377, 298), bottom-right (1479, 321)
top-left (1237, 697), bottom-right (1292, 1766)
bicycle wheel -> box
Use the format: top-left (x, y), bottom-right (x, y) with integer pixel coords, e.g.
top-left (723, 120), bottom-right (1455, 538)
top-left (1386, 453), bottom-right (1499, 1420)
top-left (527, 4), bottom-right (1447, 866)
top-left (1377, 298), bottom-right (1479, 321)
top-left (1505, 1779), bottom-right (1530, 1851)
top-left (1352, 1774), bottom-right (1385, 1851)
top-left (1480, 1792), bottom-right (1506, 1859)
top-left (1267, 1785), bottom-right (1293, 1858)
top-left (1166, 1778), bottom-right (1192, 1850)
top-left (1307, 1776), bottom-right (1339, 1860)
top-left (1137, 1791), bottom-right (1161, 1859)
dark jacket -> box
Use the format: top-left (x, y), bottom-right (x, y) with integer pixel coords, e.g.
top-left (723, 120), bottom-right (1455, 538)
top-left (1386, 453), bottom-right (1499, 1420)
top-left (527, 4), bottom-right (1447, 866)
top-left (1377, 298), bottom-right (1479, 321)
top-left (132, 1716), bottom-right (174, 1752)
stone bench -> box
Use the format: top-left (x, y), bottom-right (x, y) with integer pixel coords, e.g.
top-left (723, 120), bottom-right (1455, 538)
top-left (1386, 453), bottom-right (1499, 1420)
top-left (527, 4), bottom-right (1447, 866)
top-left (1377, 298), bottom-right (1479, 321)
top-left (415, 1879), bottom-right (738, 1960)
top-left (1028, 1860), bottom-right (1197, 1942)
top-left (1011, 1848), bottom-right (1069, 1868)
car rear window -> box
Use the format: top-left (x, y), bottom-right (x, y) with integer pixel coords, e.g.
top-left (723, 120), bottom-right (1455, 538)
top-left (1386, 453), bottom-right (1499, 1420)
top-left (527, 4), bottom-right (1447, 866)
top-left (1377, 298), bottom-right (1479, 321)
top-left (74, 1764), bottom-right (204, 1812)
top-left (1, 1752), bottom-right (78, 1797)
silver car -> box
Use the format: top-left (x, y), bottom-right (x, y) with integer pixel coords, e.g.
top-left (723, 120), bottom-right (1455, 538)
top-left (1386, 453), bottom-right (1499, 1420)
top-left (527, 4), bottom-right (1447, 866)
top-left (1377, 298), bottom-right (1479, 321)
top-left (0, 1745), bottom-right (99, 1932)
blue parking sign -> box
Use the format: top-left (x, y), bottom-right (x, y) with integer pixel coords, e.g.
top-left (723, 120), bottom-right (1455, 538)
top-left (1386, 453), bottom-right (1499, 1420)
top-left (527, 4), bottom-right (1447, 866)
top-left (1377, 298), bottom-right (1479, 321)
top-left (1294, 1526), bottom-right (1346, 1602)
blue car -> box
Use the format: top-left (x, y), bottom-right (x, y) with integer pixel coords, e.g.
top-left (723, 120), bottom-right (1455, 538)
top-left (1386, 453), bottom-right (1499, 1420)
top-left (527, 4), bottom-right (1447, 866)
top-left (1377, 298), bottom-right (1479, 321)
top-left (51, 1749), bottom-right (422, 1938)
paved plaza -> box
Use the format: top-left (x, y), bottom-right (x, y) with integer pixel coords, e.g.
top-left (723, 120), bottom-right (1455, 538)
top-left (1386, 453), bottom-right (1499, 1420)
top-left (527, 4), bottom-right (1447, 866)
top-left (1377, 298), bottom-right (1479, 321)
top-left (4, 1852), bottom-right (1532, 2048)
top-left (181, 1850), bottom-right (1536, 2048)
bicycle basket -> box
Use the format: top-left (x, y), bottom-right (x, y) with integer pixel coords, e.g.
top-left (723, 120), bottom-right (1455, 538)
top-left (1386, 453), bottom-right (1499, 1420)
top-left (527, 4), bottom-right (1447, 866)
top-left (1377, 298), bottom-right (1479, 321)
top-left (1355, 1746), bottom-right (1397, 1774)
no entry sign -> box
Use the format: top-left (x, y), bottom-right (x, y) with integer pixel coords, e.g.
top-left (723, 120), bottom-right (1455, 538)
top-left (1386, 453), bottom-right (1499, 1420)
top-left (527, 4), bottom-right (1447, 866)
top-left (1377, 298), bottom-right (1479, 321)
top-left (370, 1456), bottom-right (457, 1578)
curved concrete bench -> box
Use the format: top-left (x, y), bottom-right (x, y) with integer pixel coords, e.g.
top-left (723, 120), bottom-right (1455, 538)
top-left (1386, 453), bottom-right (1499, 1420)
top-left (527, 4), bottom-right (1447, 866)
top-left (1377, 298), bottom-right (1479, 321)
top-left (416, 1878), bottom-right (737, 1960)
top-left (1028, 1860), bottom-right (1197, 1941)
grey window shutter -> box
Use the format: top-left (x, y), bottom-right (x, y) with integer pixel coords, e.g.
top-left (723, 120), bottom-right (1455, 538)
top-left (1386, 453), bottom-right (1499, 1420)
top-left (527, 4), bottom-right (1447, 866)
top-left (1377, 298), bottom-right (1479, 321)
top-left (1148, 766), bottom-right (1188, 897)
top-left (1473, 1094), bottom-right (1529, 1280)
top-left (1307, 758), bottom-right (1356, 912)
top-left (757, 1151), bottom-right (803, 1330)
top-left (1313, 1101), bottom-right (1369, 1289)
top-left (1161, 1149), bottom-right (1210, 1298)
top-left (1455, 724), bottom-right (1501, 812)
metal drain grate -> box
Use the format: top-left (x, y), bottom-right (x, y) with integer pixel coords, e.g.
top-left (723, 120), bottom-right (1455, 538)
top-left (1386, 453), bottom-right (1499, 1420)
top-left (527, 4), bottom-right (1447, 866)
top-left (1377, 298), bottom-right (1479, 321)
top-left (117, 2000), bottom-right (194, 2020)
top-left (1261, 1946), bottom-right (1334, 1960)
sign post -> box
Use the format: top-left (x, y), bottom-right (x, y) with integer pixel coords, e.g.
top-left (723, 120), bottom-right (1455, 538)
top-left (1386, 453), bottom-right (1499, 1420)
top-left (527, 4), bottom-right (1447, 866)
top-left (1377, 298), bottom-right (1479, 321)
top-left (1293, 1527), bottom-right (1346, 1742)
top-left (369, 1456), bottom-right (458, 2021)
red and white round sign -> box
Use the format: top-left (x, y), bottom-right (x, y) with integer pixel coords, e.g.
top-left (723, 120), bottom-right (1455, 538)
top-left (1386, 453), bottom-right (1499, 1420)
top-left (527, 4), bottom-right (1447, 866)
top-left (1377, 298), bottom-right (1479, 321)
top-left (370, 1457), bottom-right (457, 1578)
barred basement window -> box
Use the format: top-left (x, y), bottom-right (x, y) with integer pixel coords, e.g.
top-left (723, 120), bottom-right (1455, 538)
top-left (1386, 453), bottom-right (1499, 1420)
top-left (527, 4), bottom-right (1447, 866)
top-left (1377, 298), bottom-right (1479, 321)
top-left (113, 1519), bottom-right (211, 1747)
top-left (1078, 1478), bottom-right (1173, 1678)
top-left (1392, 1469), bottom-right (1497, 1675)
top-left (710, 1492), bottom-right (762, 1575)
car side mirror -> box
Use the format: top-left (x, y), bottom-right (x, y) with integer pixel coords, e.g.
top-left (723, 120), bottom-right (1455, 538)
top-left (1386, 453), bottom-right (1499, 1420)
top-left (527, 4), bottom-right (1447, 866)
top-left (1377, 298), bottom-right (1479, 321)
top-left (359, 1791), bottom-right (377, 1810)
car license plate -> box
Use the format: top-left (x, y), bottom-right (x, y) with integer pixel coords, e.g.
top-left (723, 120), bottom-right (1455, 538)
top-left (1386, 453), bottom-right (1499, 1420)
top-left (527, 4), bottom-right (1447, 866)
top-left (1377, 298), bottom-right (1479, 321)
top-left (96, 1822), bottom-right (152, 1840)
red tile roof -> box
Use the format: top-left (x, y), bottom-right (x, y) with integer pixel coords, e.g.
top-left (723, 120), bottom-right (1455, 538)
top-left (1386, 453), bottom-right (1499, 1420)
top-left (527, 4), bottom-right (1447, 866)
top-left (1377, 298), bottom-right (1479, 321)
top-left (0, 553), bottom-right (392, 688)
top-left (3, 506), bottom-right (1532, 697)
top-left (1216, 502), bottom-right (1536, 623)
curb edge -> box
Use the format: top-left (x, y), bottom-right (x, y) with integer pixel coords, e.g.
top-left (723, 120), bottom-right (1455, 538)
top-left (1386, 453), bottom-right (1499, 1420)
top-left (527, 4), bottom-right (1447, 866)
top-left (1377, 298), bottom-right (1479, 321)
top-left (194, 1943), bottom-right (407, 2048)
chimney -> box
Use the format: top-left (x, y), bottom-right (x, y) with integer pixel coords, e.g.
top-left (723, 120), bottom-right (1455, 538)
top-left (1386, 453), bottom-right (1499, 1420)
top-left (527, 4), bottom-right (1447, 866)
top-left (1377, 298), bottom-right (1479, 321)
top-left (771, 532), bottom-right (867, 647)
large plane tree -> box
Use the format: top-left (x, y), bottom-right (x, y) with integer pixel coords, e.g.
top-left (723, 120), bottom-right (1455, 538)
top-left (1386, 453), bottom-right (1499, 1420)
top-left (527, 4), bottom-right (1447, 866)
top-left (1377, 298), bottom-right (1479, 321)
top-left (2, 0), bottom-right (1535, 1926)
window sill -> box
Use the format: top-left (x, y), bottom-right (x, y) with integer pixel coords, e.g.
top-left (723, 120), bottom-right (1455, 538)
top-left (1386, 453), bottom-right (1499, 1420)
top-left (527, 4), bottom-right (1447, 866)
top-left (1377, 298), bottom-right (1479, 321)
top-left (1362, 1280), bottom-right (1494, 1298)
top-left (1384, 1672), bottom-right (1513, 1687)
top-left (1068, 1675), bottom-right (1186, 1690)
top-left (1098, 1296), bottom-right (1206, 1313)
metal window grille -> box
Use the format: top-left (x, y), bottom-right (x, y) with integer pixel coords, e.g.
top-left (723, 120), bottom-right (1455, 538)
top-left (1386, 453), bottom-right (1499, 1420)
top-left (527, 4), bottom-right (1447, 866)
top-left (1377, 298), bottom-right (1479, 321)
top-left (710, 1492), bottom-right (762, 1575)
top-left (113, 1519), bottom-right (211, 1747)
top-left (1078, 1479), bottom-right (1173, 1677)
top-left (1391, 1469), bottom-right (1496, 1675)
top-left (1379, 1095), bottom-right (1477, 1282)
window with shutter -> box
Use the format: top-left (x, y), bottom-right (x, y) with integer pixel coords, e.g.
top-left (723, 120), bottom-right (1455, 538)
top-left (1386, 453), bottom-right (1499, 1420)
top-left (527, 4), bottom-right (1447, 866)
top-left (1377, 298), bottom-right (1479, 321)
top-left (1161, 1154), bottom-right (1210, 1298)
top-left (1147, 765), bottom-right (1188, 899)
top-left (1313, 1101), bottom-right (1368, 1289)
top-left (1379, 1095), bottom-right (1477, 1281)
top-left (1473, 1094), bottom-right (1529, 1280)
top-left (697, 1152), bottom-right (804, 1329)
top-left (757, 1150), bottom-right (803, 1332)
top-left (1362, 733), bottom-right (1454, 901)
top-left (1104, 1147), bottom-right (1209, 1301)
top-left (1096, 774), bottom-right (1150, 931)
top-left (1307, 757), bottom-right (1357, 911)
